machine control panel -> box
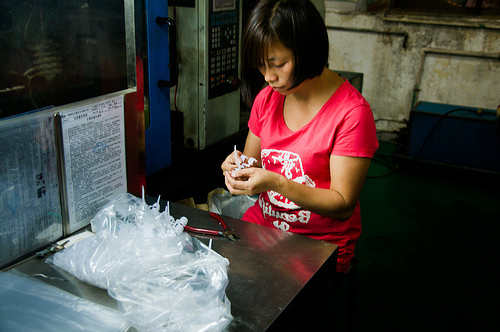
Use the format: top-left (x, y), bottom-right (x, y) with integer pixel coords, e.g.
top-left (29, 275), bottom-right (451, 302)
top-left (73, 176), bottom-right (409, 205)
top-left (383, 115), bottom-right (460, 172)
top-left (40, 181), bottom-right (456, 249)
top-left (209, 0), bottom-right (240, 99)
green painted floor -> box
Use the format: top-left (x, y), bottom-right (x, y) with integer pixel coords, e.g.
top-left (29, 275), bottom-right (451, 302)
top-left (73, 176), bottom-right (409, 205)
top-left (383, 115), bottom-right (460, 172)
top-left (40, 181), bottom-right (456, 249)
top-left (148, 137), bottom-right (500, 331)
top-left (350, 141), bottom-right (500, 331)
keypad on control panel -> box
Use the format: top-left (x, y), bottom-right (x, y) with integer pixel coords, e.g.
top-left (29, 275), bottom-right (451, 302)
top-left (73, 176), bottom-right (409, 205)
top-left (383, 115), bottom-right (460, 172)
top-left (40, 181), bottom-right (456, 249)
top-left (209, 8), bottom-right (239, 99)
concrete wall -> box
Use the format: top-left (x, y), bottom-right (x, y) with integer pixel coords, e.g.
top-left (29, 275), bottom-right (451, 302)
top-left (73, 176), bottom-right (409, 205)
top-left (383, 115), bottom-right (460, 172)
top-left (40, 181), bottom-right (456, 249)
top-left (324, 7), bottom-right (500, 132)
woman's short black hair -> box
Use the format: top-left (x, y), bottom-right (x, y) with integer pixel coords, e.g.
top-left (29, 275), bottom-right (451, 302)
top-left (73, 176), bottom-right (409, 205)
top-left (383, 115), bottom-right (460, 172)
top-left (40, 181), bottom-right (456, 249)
top-left (241, 0), bottom-right (329, 107)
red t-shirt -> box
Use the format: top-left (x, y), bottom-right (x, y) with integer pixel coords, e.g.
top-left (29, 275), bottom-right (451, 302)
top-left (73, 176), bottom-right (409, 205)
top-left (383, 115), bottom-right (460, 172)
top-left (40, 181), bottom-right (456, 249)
top-left (243, 81), bottom-right (379, 273)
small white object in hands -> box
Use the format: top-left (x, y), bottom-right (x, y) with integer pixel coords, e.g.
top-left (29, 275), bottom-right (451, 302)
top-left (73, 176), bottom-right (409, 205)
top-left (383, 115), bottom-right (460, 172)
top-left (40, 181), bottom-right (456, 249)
top-left (231, 145), bottom-right (257, 176)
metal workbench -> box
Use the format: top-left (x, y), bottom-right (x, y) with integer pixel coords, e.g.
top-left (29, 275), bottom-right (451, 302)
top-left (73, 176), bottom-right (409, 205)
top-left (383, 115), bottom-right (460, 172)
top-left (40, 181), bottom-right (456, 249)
top-left (4, 201), bottom-right (338, 331)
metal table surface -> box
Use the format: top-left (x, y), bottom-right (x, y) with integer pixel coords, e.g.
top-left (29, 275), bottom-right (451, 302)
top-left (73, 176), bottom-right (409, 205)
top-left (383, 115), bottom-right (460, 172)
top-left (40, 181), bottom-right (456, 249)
top-left (5, 201), bottom-right (338, 331)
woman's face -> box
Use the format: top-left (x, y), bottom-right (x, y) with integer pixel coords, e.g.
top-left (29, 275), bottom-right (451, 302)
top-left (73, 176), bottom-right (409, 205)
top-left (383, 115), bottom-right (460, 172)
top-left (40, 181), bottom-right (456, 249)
top-left (258, 43), bottom-right (296, 95)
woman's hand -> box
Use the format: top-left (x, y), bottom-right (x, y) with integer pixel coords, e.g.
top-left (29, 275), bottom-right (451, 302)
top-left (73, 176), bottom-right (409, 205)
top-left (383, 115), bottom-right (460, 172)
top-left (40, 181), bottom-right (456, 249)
top-left (221, 149), bottom-right (243, 176)
top-left (225, 167), bottom-right (281, 196)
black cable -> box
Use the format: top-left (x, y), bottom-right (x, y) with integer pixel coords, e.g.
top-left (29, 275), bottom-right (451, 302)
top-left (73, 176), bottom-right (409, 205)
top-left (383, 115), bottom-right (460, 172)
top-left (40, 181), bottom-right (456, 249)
top-left (369, 108), bottom-right (497, 177)
top-left (375, 128), bottom-right (406, 157)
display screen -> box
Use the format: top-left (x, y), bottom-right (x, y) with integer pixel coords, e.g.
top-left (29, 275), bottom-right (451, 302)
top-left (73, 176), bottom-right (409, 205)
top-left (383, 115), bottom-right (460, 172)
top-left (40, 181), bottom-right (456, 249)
top-left (0, 0), bottom-right (128, 119)
top-left (213, 0), bottom-right (236, 11)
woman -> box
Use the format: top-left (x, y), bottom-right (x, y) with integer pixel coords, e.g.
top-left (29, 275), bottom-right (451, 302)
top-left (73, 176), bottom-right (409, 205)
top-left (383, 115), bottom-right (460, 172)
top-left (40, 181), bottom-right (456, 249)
top-left (222, 0), bottom-right (378, 273)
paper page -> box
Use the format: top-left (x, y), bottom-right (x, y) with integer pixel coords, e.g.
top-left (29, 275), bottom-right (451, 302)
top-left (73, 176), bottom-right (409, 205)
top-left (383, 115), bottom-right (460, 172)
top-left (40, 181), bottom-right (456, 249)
top-left (58, 96), bottom-right (127, 233)
top-left (0, 110), bottom-right (62, 268)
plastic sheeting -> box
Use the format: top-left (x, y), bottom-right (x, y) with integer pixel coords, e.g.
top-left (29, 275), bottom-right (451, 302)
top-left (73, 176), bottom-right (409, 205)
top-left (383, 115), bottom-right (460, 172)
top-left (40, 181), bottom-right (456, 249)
top-left (50, 193), bottom-right (232, 331)
top-left (208, 188), bottom-right (257, 220)
top-left (0, 272), bottom-right (129, 331)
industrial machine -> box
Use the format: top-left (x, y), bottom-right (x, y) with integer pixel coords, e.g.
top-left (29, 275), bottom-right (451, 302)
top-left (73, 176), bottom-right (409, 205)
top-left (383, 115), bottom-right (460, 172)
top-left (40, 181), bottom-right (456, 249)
top-left (0, 0), bottom-right (245, 268)
top-left (144, 0), bottom-right (177, 175)
top-left (169, 0), bottom-right (242, 150)
top-left (404, 102), bottom-right (500, 173)
top-left (0, 0), bottom-right (153, 268)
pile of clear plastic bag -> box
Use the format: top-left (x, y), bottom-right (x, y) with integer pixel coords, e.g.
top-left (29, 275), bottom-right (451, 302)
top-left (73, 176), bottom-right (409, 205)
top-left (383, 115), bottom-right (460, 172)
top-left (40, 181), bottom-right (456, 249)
top-left (50, 193), bottom-right (232, 332)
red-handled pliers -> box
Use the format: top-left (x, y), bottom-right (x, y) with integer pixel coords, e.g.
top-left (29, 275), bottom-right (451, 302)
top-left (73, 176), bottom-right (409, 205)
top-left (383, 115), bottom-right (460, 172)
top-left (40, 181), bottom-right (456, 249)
top-left (184, 212), bottom-right (239, 241)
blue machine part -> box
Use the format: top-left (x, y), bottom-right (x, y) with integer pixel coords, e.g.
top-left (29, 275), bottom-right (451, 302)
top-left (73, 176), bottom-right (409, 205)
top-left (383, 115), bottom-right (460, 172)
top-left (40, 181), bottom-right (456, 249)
top-left (145, 0), bottom-right (175, 175)
top-left (407, 102), bottom-right (500, 172)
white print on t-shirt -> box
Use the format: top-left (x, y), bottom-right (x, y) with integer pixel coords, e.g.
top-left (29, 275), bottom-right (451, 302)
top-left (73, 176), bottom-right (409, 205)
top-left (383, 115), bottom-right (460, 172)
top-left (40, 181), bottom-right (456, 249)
top-left (261, 149), bottom-right (315, 209)
top-left (259, 195), bottom-right (311, 231)
top-left (260, 149), bottom-right (315, 231)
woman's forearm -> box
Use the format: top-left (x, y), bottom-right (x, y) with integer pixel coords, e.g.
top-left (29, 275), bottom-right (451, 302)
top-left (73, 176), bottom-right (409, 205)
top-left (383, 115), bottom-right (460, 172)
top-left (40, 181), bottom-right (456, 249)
top-left (274, 174), bottom-right (356, 221)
